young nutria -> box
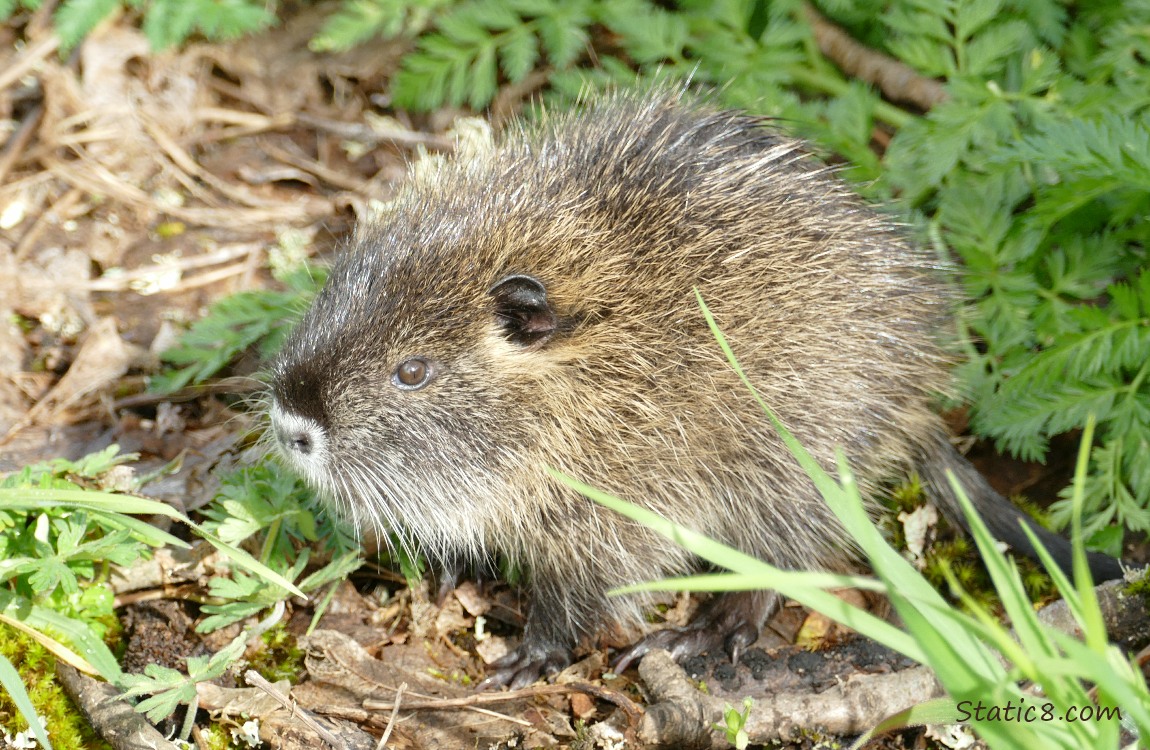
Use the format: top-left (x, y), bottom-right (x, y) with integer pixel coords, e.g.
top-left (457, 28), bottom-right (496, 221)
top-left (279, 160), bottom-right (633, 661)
top-left (268, 90), bottom-right (1123, 689)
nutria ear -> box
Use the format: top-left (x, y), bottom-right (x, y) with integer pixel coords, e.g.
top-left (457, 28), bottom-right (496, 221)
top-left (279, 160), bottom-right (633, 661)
top-left (490, 274), bottom-right (557, 347)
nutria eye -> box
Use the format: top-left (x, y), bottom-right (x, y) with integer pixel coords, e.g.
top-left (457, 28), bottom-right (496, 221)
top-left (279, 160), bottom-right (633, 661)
top-left (394, 357), bottom-right (434, 390)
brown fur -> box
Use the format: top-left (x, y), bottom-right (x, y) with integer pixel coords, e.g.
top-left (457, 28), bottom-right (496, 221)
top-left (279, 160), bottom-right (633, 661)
top-left (268, 90), bottom-right (1120, 684)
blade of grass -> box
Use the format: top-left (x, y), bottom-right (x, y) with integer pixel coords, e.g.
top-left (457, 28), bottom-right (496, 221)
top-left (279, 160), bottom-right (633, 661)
top-left (0, 654), bottom-right (53, 750)
top-left (946, 473), bottom-right (1060, 666)
top-left (1067, 416), bottom-right (1108, 653)
top-left (848, 697), bottom-right (963, 750)
top-left (0, 487), bottom-right (305, 598)
top-left (552, 469), bottom-right (924, 662)
top-left (609, 570), bottom-right (885, 594)
top-left (0, 591), bottom-right (118, 681)
top-left (697, 291), bottom-right (1006, 678)
top-left (2, 487), bottom-right (195, 518)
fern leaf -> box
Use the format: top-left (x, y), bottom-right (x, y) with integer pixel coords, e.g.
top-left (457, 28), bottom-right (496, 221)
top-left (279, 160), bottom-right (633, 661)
top-left (468, 41), bottom-right (498, 109)
top-left (537, 6), bottom-right (590, 67)
top-left (54, 0), bottom-right (121, 49)
top-left (439, 5), bottom-right (496, 44)
top-left (141, 0), bottom-right (196, 50)
top-left (954, 0), bottom-right (1003, 42)
top-left (311, 0), bottom-right (424, 52)
top-left (1012, 115), bottom-right (1150, 187)
top-left (499, 22), bottom-right (539, 83)
top-left (393, 32), bottom-right (468, 109)
top-left (963, 20), bottom-right (1031, 76)
top-left (975, 376), bottom-right (1125, 460)
top-left (971, 269), bottom-right (1150, 475)
top-left (463, 0), bottom-right (519, 31)
top-left (1051, 438), bottom-right (1150, 535)
top-left (194, 0), bottom-right (273, 41)
top-left (599, 0), bottom-right (689, 65)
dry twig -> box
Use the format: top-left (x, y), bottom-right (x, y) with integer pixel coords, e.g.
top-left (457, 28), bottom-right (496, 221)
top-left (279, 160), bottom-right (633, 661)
top-left (245, 669), bottom-right (349, 750)
top-left (0, 34), bottom-right (60, 93)
top-left (374, 681), bottom-right (406, 750)
top-left (803, 2), bottom-right (949, 110)
top-left (295, 112), bottom-right (454, 152)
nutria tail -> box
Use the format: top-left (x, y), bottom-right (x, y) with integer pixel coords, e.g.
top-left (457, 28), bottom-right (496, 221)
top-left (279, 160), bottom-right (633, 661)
top-left (918, 433), bottom-right (1125, 582)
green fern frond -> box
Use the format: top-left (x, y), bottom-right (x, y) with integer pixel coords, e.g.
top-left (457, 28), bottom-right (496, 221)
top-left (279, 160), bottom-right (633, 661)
top-left (54, 0), bottom-right (122, 49)
top-left (391, 0), bottom-right (598, 111)
top-left (599, 0), bottom-right (689, 65)
top-left (976, 377), bottom-right (1128, 460)
top-left (150, 264), bottom-right (325, 393)
top-left (312, 0), bottom-right (449, 52)
top-left (1050, 437), bottom-right (1150, 535)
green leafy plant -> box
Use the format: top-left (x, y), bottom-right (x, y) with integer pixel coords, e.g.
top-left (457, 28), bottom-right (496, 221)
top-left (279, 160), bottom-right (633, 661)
top-left (0, 447), bottom-right (178, 679)
top-left (98, 459), bottom-right (365, 736)
top-left (311, 0), bottom-right (451, 52)
top-left (0, 445), bottom-right (365, 736)
top-left (119, 632), bottom-right (247, 743)
top-left (555, 294), bottom-right (1149, 749)
top-left (715, 697), bottom-right (753, 749)
top-left (0, 447), bottom-right (309, 739)
top-left (195, 461), bottom-right (362, 632)
top-left (389, 0), bottom-right (597, 110)
top-left (151, 263), bottom-right (326, 393)
top-left (0, 0), bottom-right (277, 50)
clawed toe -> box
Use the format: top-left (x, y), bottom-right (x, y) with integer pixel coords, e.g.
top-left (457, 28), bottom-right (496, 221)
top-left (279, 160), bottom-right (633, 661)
top-left (612, 625), bottom-right (725, 674)
top-left (613, 590), bottom-right (779, 673)
top-left (480, 641), bottom-right (571, 690)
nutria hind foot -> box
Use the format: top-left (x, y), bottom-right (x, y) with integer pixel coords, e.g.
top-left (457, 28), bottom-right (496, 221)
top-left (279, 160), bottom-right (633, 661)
top-left (612, 590), bottom-right (782, 674)
top-left (479, 637), bottom-right (573, 690)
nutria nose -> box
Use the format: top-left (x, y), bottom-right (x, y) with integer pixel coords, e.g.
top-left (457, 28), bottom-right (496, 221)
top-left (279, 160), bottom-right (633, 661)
top-left (279, 428), bottom-right (313, 455)
top-left (270, 407), bottom-right (321, 456)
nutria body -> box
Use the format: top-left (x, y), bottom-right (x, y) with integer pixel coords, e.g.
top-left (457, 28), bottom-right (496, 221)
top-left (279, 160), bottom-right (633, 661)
top-left (269, 91), bottom-right (1122, 688)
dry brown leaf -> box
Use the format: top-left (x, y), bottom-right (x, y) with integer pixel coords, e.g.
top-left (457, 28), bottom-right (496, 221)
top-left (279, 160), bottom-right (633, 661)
top-left (452, 581), bottom-right (491, 617)
top-left (569, 692), bottom-right (596, 720)
top-left (433, 595), bottom-right (474, 639)
top-left (197, 681), bottom-right (295, 719)
top-left (6, 316), bottom-right (136, 435)
top-left (12, 244), bottom-right (92, 324)
top-left (474, 634), bottom-right (511, 665)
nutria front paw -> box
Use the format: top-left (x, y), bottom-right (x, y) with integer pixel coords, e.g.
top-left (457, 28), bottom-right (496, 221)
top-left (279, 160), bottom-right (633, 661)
top-left (479, 640), bottom-right (572, 690)
top-left (612, 619), bottom-right (759, 674)
top-left (613, 590), bottom-right (780, 673)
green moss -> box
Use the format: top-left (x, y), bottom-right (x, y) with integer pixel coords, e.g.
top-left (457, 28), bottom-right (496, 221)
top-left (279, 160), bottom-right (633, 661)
top-left (1122, 565), bottom-right (1150, 606)
top-left (0, 624), bottom-right (109, 750)
top-left (888, 474), bottom-right (926, 514)
top-left (196, 723), bottom-right (234, 750)
top-left (248, 625), bottom-right (305, 684)
top-left (881, 483), bottom-right (1060, 613)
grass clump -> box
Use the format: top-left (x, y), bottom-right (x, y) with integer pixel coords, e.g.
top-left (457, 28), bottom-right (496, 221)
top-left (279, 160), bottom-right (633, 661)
top-left (0, 446), bottom-right (312, 744)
